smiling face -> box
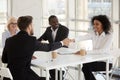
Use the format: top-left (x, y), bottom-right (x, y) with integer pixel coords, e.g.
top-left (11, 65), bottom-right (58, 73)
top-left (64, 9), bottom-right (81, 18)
top-left (49, 17), bottom-right (59, 30)
top-left (93, 19), bottom-right (103, 34)
top-left (8, 17), bottom-right (18, 35)
top-left (9, 22), bottom-right (17, 32)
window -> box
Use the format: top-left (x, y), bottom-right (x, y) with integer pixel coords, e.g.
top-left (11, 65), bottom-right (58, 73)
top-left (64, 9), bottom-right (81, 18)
top-left (41, 0), bottom-right (66, 33)
top-left (0, 0), bottom-right (8, 47)
top-left (41, 0), bottom-right (112, 50)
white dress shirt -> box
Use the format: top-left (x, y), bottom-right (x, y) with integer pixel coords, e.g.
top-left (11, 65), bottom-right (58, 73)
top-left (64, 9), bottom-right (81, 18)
top-left (51, 27), bottom-right (59, 42)
top-left (50, 27), bottom-right (64, 49)
top-left (76, 31), bottom-right (113, 53)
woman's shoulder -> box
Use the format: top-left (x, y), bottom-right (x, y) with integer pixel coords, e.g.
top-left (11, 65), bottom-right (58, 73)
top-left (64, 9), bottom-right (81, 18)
top-left (105, 32), bottom-right (113, 39)
top-left (106, 31), bottom-right (113, 36)
top-left (2, 30), bottom-right (10, 35)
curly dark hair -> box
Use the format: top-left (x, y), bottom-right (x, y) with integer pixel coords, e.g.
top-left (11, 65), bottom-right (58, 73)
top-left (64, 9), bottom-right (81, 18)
top-left (91, 15), bottom-right (111, 34)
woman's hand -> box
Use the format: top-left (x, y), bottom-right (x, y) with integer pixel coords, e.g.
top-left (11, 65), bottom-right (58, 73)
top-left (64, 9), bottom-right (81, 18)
top-left (75, 51), bottom-right (80, 55)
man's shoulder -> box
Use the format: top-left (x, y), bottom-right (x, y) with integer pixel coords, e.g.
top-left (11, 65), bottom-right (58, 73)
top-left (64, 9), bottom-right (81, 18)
top-left (2, 30), bottom-right (9, 35)
top-left (23, 35), bottom-right (37, 41)
top-left (46, 26), bottom-right (51, 29)
top-left (59, 24), bottom-right (66, 27)
top-left (28, 35), bottom-right (36, 39)
top-left (7, 34), bottom-right (36, 42)
top-left (59, 24), bottom-right (69, 30)
top-left (59, 24), bottom-right (68, 28)
top-left (45, 27), bottom-right (51, 31)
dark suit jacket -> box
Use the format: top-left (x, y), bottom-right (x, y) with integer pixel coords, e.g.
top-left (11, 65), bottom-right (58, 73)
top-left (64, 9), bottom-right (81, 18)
top-left (2, 31), bottom-right (62, 80)
top-left (38, 24), bottom-right (69, 43)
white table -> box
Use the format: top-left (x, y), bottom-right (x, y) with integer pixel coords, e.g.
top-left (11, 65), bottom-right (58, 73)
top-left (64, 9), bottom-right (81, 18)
top-left (31, 48), bottom-right (119, 80)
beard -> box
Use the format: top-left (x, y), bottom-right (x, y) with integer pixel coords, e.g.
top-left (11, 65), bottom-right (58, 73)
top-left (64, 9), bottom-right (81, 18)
top-left (30, 29), bottom-right (34, 35)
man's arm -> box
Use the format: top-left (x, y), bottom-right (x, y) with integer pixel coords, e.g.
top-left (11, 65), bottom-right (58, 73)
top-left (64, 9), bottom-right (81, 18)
top-left (60, 25), bottom-right (69, 40)
top-left (63, 27), bottom-right (69, 38)
top-left (60, 25), bottom-right (69, 47)
top-left (35, 38), bottom-right (70, 51)
top-left (2, 39), bottom-right (8, 63)
top-left (38, 28), bottom-right (49, 41)
top-left (35, 41), bottom-right (62, 51)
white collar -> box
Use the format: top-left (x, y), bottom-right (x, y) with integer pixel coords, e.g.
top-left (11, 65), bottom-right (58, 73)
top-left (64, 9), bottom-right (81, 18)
top-left (96, 32), bottom-right (105, 37)
top-left (50, 26), bottom-right (59, 31)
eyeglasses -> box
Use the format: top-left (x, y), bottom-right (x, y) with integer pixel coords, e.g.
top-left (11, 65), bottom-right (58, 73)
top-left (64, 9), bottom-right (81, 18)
top-left (10, 23), bottom-right (17, 25)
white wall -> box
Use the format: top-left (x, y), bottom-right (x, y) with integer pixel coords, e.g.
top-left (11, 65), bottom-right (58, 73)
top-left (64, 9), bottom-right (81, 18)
top-left (11, 0), bottom-right (42, 38)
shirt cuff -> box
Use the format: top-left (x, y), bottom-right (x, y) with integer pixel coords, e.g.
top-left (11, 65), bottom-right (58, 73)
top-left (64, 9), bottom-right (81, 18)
top-left (60, 41), bottom-right (64, 46)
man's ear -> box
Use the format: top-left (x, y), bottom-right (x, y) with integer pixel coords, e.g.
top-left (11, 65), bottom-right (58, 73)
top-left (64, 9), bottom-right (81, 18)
top-left (28, 24), bottom-right (32, 30)
top-left (26, 24), bottom-right (31, 33)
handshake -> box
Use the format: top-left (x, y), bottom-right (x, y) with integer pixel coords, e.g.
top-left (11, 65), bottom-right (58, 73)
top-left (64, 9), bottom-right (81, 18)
top-left (62, 38), bottom-right (75, 47)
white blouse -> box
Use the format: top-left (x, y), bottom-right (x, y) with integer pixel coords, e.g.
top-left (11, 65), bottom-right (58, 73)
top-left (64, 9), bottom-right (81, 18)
top-left (75, 31), bottom-right (113, 53)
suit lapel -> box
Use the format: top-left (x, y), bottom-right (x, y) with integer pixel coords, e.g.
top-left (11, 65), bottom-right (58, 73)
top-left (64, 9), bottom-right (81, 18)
top-left (49, 28), bottom-right (54, 42)
top-left (55, 27), bottom-right (61, 42)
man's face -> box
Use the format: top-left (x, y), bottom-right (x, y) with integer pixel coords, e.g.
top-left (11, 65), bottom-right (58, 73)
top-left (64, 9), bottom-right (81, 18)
top-left (9, 20), bottom-right (18, 32)
top-left (9, 23), bottom-right (18, 32)
top-left (49, 17), bottom-right (59, 29)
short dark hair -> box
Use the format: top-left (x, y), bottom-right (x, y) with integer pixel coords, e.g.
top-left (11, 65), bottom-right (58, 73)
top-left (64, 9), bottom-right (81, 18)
top-left (17, 16), bottom-right (33, 31)
top-left (91, 15), bottom-right (111, 34)
top-left (48, 15), bottom-right (57, 22)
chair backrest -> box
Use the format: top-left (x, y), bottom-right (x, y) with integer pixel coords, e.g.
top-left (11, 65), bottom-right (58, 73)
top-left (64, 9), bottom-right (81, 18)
top-left (0, 48), bottom-right (4, 67)
top-left (0, 67), bottom-right (13, 80)
top-left (93, 50), bottom-right (120, 80)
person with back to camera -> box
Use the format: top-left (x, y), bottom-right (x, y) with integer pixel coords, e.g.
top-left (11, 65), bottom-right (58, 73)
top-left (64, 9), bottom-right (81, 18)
top-left (72, 15), bottom-right (113, 80)
top-left (2, 15), bottom-right (70, 80)
top-left (2, 17), bottom-right (19, 47)
top-left (38, 15), bottom-right (69, 80)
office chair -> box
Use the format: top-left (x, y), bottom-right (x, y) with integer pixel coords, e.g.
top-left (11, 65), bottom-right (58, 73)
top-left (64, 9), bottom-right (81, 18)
top-left (64, 66), bottom-right (80, 80)
top-left (0, 67), bottom-right (13, 80)
top-left (93, 53), bottom-right (119, 80)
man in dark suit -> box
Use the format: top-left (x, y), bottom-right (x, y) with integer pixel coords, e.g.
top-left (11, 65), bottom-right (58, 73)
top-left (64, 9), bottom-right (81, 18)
top-left (38, 15), bottom-right (69, 80)
top-left (2, 16), bottom-right (70, 80)
top-left (38, 15), bottom-right (69, 44)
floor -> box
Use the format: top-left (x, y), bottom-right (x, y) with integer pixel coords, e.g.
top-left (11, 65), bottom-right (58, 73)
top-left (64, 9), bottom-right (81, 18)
top-left (0, 67), bottom-right (120, 80)
top-left (0, 75), bottom-right (120, 80)
top-left (62, 68), bottom-right (120, 80)
top-left (95, 74), bottom-right (119, 80)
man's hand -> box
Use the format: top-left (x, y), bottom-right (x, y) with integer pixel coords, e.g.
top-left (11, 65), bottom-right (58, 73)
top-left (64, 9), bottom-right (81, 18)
top-left (62, 38), bottom-right (71, 47)
top-left (70, 39), bottom-right (75, 42)
top-left (75, 51), bottom-right (80, 55)
top-left (32, 56), bottom-right (37, 60)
